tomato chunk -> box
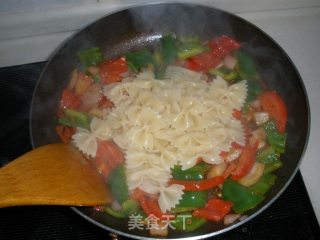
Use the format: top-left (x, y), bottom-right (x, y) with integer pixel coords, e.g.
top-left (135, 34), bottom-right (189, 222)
top-left (193, 198), bottom-right (233, 221)
top-left (93, 140), bottom-right (124, 178)
top-left (99, 57), bottom-right (128, 84)
top-left (231, 141), bottom-right (258, 180)
top-left (259, 91), bottom-right (288, 133)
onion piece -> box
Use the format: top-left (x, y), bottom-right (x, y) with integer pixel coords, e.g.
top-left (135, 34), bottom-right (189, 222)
top-left (87, 66), bottom-right (100, 75)
top-left (250, 127), bottom-right (266, 150)
top-left (111, 200), bottom-right (122, 211)
top-left (238, 162), bottom-right (265, 187)
top-left (207, 163), bottom-right (227, 179)
top-left (254, 112), bottom-right (270, 126)
top-left (81, 83), bottom-right (102, 109)
top-left (224, 214), bottom-right (241, 225)
top-left (225, 149), bottom-right (242, 162)
top-left (149, 221), bottom-right (168, 237)
top-left (223, 55), bottom-right (238, 69)
top-left (68, 69), bottom-right (78, 90)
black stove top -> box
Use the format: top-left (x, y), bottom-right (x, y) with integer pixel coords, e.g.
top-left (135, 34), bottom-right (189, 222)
top-left (0, 62), bottom-right (319, 240)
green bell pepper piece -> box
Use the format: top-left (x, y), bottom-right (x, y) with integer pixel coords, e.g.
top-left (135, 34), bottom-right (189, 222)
top-left (152, 34), bottom-right (179, 79)
top-left (78, 47), bottom-right (103, 68)
top-left (104, 199), bottom-right (140, 218)
top-left (209, 66), bottom-right (239, 81)
top-left (246, 79), bottom-right (262, 102)
top-left (222, 178), bottom-right (264, 214)
top-left (256, 146), bottom-right (283, 174)
top-left (152, 51), bottom-right (166, 79)
top-left (171, 214), bottom-right (207, 232)
top-left (177, 41), bottom-right (209, 60)
top-left (235, 51), bottom-right (257, 79)
top-left (177, 191), bottom-right (207, 208)
top-left (58, 109), bottom-right (91, 129)
top-left (249, 174), bottom-right (276, 195)
top-left (172, 162), bottom-right (209, 180)
top-left (170, 206), bottom-right (197, 213)
top-left (264, 160), bottom-right (283, 174)
top-left (161, 34), bottom-right (178, 65)
top-left (125, 50), bottom-right (154, 73)
top-left (108, 165), bottom-right (129, 204)
top-left (263, 121), bottom-right (287, 153)
top-left (256, 146), bottom-right (280, 163)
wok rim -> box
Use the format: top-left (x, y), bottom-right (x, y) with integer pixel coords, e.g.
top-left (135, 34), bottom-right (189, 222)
top-left (29, 1), bottom-right (311, 239)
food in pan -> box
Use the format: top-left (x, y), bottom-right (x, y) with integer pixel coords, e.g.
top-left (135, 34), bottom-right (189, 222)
top-left (55, 34), bottom-right (287, 236)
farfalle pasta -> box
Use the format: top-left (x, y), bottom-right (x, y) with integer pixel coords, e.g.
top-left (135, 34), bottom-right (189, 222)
top-left (72, 66), bottom-right (247, 212)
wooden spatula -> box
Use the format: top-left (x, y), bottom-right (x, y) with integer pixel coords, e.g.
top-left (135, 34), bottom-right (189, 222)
top-left (0, 143), bottom-right (111, 208)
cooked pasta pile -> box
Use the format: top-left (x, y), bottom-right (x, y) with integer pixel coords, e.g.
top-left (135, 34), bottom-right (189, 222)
top-left (73, 66), bottom-right (247, 212)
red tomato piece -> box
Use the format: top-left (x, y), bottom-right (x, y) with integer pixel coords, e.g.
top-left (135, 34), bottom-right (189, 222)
top-left (93, 140), bottom-right (124, 178)
top-left (169, 176), bottom-right (225, 191)
top-left (193, 198), bottom-right (233, 221)
top-left (55, 125), bottom-right (75, 143)
top-left (184, 36), bottom-right (240, 73)
top-left (231, 141), bottom-right (259, 180)
top-left (99, 57), bottom-right (128, 84)
top-left (208, 35), bottom-right (241, 58)
top-left (131, 189), bottom-right (172, 220)
top-left (185, 52), bottom-right (221, 73)
top-left (259, 91), bottom-right (288, 133)
top-left (98, 96), bottom-right (114, 109)
top-left (59, 89), bottom-right (81, 110)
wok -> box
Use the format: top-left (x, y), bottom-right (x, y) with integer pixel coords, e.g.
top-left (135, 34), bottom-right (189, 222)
top-left (30, 2), bottom-right (310, 239)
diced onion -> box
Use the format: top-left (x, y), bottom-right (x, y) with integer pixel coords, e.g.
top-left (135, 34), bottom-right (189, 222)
top-left (238, 162), bottom-right (265, 187)
top-left (224, 214), bottom-right (241, 225)
top-left (223, 55), bottom-right (238, 69)
top-left (254, 112), bottom-right (270, 126)
top-left (207, 163), bottom-right (227, 178)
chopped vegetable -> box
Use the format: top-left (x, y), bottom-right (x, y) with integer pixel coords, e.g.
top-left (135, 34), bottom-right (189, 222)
top-left (172, 162), bottom-right (209, 180)
top-left (177, 191), bottom-right (208, 208)
top-left (99, 57), bottom-right (128, 83)
top-left (223, 178), bottom-right (264, 214)
top-left (161, 34), bottom-right (178, 65)
top-left (206, 163), bottom-right (227, 179)
top-left (245, 79), bottom-right (263, 104)
top-left (193, 198), bottom-right (233, 221)
top-left (58, 108), bottom-right (91, 129)
top-left (256, 146), bottom-right (280, 163)
top-left (235, 51), bottom-right (257, 79)
top-left (264, 160), bottom-right (283, 174)
top-left (185, 35), bottom-right (240, 73)
top-left (171, 214), bottom-right (207, 232)
top-left (177, 41), bottom-right (209, 59)
top-left (263, 121), bottom-right (287, 153)
top-left (104, 199), bottom-right (140, 218)
top-left (126, 50), bottom-right (154, 73)
top-left (231, 141), bottom-right (259, 180)
top-left (108, 164), bottom-right (129, 204)
top-left (259, 91), bottom-right (288, 133)
top-left (78, 47), bottom-right (104, 68)
top-left (59, 89), bottom-right (81, 110)
top-left (55, 125), bottom-right (75, 143)
top-left (238, 162), bottom-right (265, 187)
top-left (249, 174), bottom-right (276, 195)
top-left (169, 176), bottom-right (225, 191)
top-left (209, 66), bottom-right (239, 81)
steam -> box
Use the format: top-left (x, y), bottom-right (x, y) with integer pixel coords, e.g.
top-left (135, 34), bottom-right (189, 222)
top-left (128, 3), bottom-right (234, 38)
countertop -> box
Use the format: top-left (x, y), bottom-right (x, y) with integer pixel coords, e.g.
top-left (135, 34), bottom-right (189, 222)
top-left (0, 0), bottom-right (319, 224)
